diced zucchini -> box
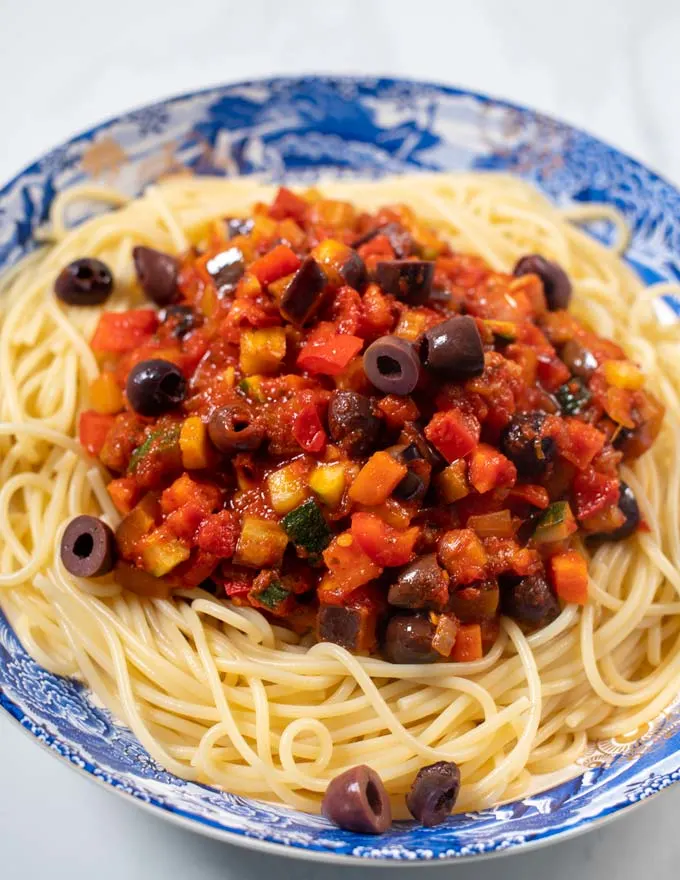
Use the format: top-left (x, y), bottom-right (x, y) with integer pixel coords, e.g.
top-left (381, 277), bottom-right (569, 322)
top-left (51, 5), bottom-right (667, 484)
top-left (140, 533), bottom-right (190, 577)
top-left (532, 501), bottom-right (577, 544)
top-left (281, 499), bottom-right (332, 555)
top-left (556, 378), bottom-right (592, 415)
top-left (238, 375), bottom-right (266, 402)
top-left (309, 462), bottom-right (346, 508)
top-left (267, 462), bottom-right (309, 515)
top-left (239, 327), bottom-right (287, 376)
top-left (483, 320), bottom-right (518, 344)
top-left (234, 516), bottom-right (288, 568)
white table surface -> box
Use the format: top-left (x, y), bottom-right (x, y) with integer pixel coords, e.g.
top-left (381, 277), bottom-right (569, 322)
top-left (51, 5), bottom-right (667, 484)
top-left (2, 1), bottom-right (680, 877)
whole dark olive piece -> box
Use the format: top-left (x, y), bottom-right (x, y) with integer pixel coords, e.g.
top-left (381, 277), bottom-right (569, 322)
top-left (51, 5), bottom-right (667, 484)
top-left (383, 614), bottom-right (438, 664)
top-left (406, 761), bottom-right (461, 826)
top-left (60, 515), bottom-right (116, 578)
top-left (208, 404), bottom-right (264, 453)
top-left (500, 573), bottom-right (561, 627)
top-left (327, 391), bottom-right (381, 456)
top-left (375, 260), bottom-right (435, 305)
top-left (126, 359), bottom-right (187, 417)
top-left (388, 555), bottom-right (449, 610)
top-left (364, 336), bottom-right (420, 396)
top-left (500, 411), bottom-right (556, 479)
top-left (133, 246), bottom-right (179, 306)
top-left (421, 316), bottom-right (484, 379)
top-left (588, 481), bottom-right (640, 542)
top-left (513, 254), bottom-right (572, 311)
top-left (55, 258), bottom-right (113, 306)
top-left (322, 765), bottom-right (392, 834)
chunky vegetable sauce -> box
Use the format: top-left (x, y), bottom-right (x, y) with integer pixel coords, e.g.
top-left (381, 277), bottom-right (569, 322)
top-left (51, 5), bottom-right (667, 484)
top-left (73, 186), bottom-right (664, 663)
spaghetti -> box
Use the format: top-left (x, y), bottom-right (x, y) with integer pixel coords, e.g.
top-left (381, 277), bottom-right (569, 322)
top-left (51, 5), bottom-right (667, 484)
top-left (1, 173), bottom-right (679, 820)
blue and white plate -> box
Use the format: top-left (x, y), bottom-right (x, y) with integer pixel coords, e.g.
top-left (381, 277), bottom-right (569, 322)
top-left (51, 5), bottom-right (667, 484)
top-left (1, 76), bottom-right (680, 863)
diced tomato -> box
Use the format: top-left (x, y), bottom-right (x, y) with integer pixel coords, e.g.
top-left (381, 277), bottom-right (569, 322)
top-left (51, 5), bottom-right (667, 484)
top-left (356, 234), bottom-right (396, 261)
top-left (558, 419), bottom-right (606, 469)
top-left (196, 510), bottom-right (239, 558)
top-left (360, 283), bottom-right (395, 340)
top-left (292, 404), bottom-right (327, 453)
top-left (250, 244), bottom-right (301, 285)
top-left (508, 484), bottom-right (550, 509)
top-left (377, 394), bottom-right (419, 429)
top-left (425, 409), bottom-right (480, 462)
top-left (219, 564), bottom-right (255, 598)
top-left (350, 513), bottom-right (419, 567)
top-left (90, 309), bottom-right (158, 354)
top-left (451, 623), bottom-right (483, 662)
top-left (548, 550), bottom-right (589, 604)
top-left (269, 187), bottom-right (308, 223)
top-left (469, 444), bottom-right (517, 494)
top-left (107, 476), bottom-right (141, 515)
top-left (173, 550), bottom-right (219, 587)
top-left (79, 411), bottom-right (115, 456)
top-left (572, 468), bottom-right (620, 520)
top-left (297, 334), bottom-right (363, 376)
top-left (165, 503), bottom-right (206, 541)
top-left (483, 537), bottom-right (542, 577)
top-left (161, 474), bottom-right (222, 515)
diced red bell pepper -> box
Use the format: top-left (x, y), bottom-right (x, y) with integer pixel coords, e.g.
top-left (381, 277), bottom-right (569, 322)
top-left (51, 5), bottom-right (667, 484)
top-left (357, 234), bottom-right (396, 261)
top-left (250, 244), bottom-right (301, 286)
top-left (558, 418), bottom-right (606, 469)
top-left (173, 550), bottom-right (219, 587)
top-left (508, 484), bottom-right (550, 509)
top-left (319, 533), bottom-right (383, 604)
top-left (350, 512), bottom-right (419, 567)
top-left (572, 468), bottom-right (620, 520)
top-left (451, 623), bottom-right (483, 662)
top-left (469, 444), bottom-right (517, 494)
top-left (424, 408), bottom-right (480, 462)
top-left (377, 394), bottom-right (419, 429)
top-left (297, 334), bottom-right (363, 376)
top-left (79, 410), bottom-right (115, 456)
top-left (91, 309), bottom-right (159, 354)
top-left (536, 353), bottom-right (571, 391)
top-left (268, 187), bottom-right (308, 223)
top-left (219, 564), bottom-right (254, 598)
top-left (292, 403), bottom-right (327, 453)
top-left (548, 550), bottom-right (589, 604)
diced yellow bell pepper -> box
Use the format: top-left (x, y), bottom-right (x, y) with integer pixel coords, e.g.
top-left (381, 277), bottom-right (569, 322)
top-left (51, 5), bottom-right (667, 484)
top-left (309, 462), bottom-right (346, 508)
top-left (267, 462), bottom-right (309, 515)
top-left (179, 417), bottom-right (212, 470)
top-left (603, 359), bottom-right (645, 391)
top-left (394, 310), bottom-right (430, 342)
top-left (90, 372), bottom-right (124, 415)
top-left (140, 532), bottom-right (190, 577)
top-left (234, 516), bottom-right (289, 568)
top-left (239, 327), bottom-right (287, 376)
top-left (437, 460), bottom-right (470, 502)
top-left (238, 375), bottom-right (267, 402)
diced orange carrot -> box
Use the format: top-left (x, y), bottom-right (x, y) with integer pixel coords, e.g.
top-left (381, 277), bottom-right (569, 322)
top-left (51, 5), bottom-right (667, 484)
top-left (451, 623), bottom-right (483, 662)
top-left (548, 550), bottom-right (589, 604)
top-left (348, 451), bottom-right (407, 506)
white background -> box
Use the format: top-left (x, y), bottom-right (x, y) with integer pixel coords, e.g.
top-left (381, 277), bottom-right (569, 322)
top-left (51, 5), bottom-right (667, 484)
top-left (1, 1), bottom-right (680, 877)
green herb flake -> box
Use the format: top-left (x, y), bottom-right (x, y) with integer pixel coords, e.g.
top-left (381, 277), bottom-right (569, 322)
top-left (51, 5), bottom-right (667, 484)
top-left (256, 580), bottom-right (290, 609)
top-left (556, 377), bottom-right (592, 415)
